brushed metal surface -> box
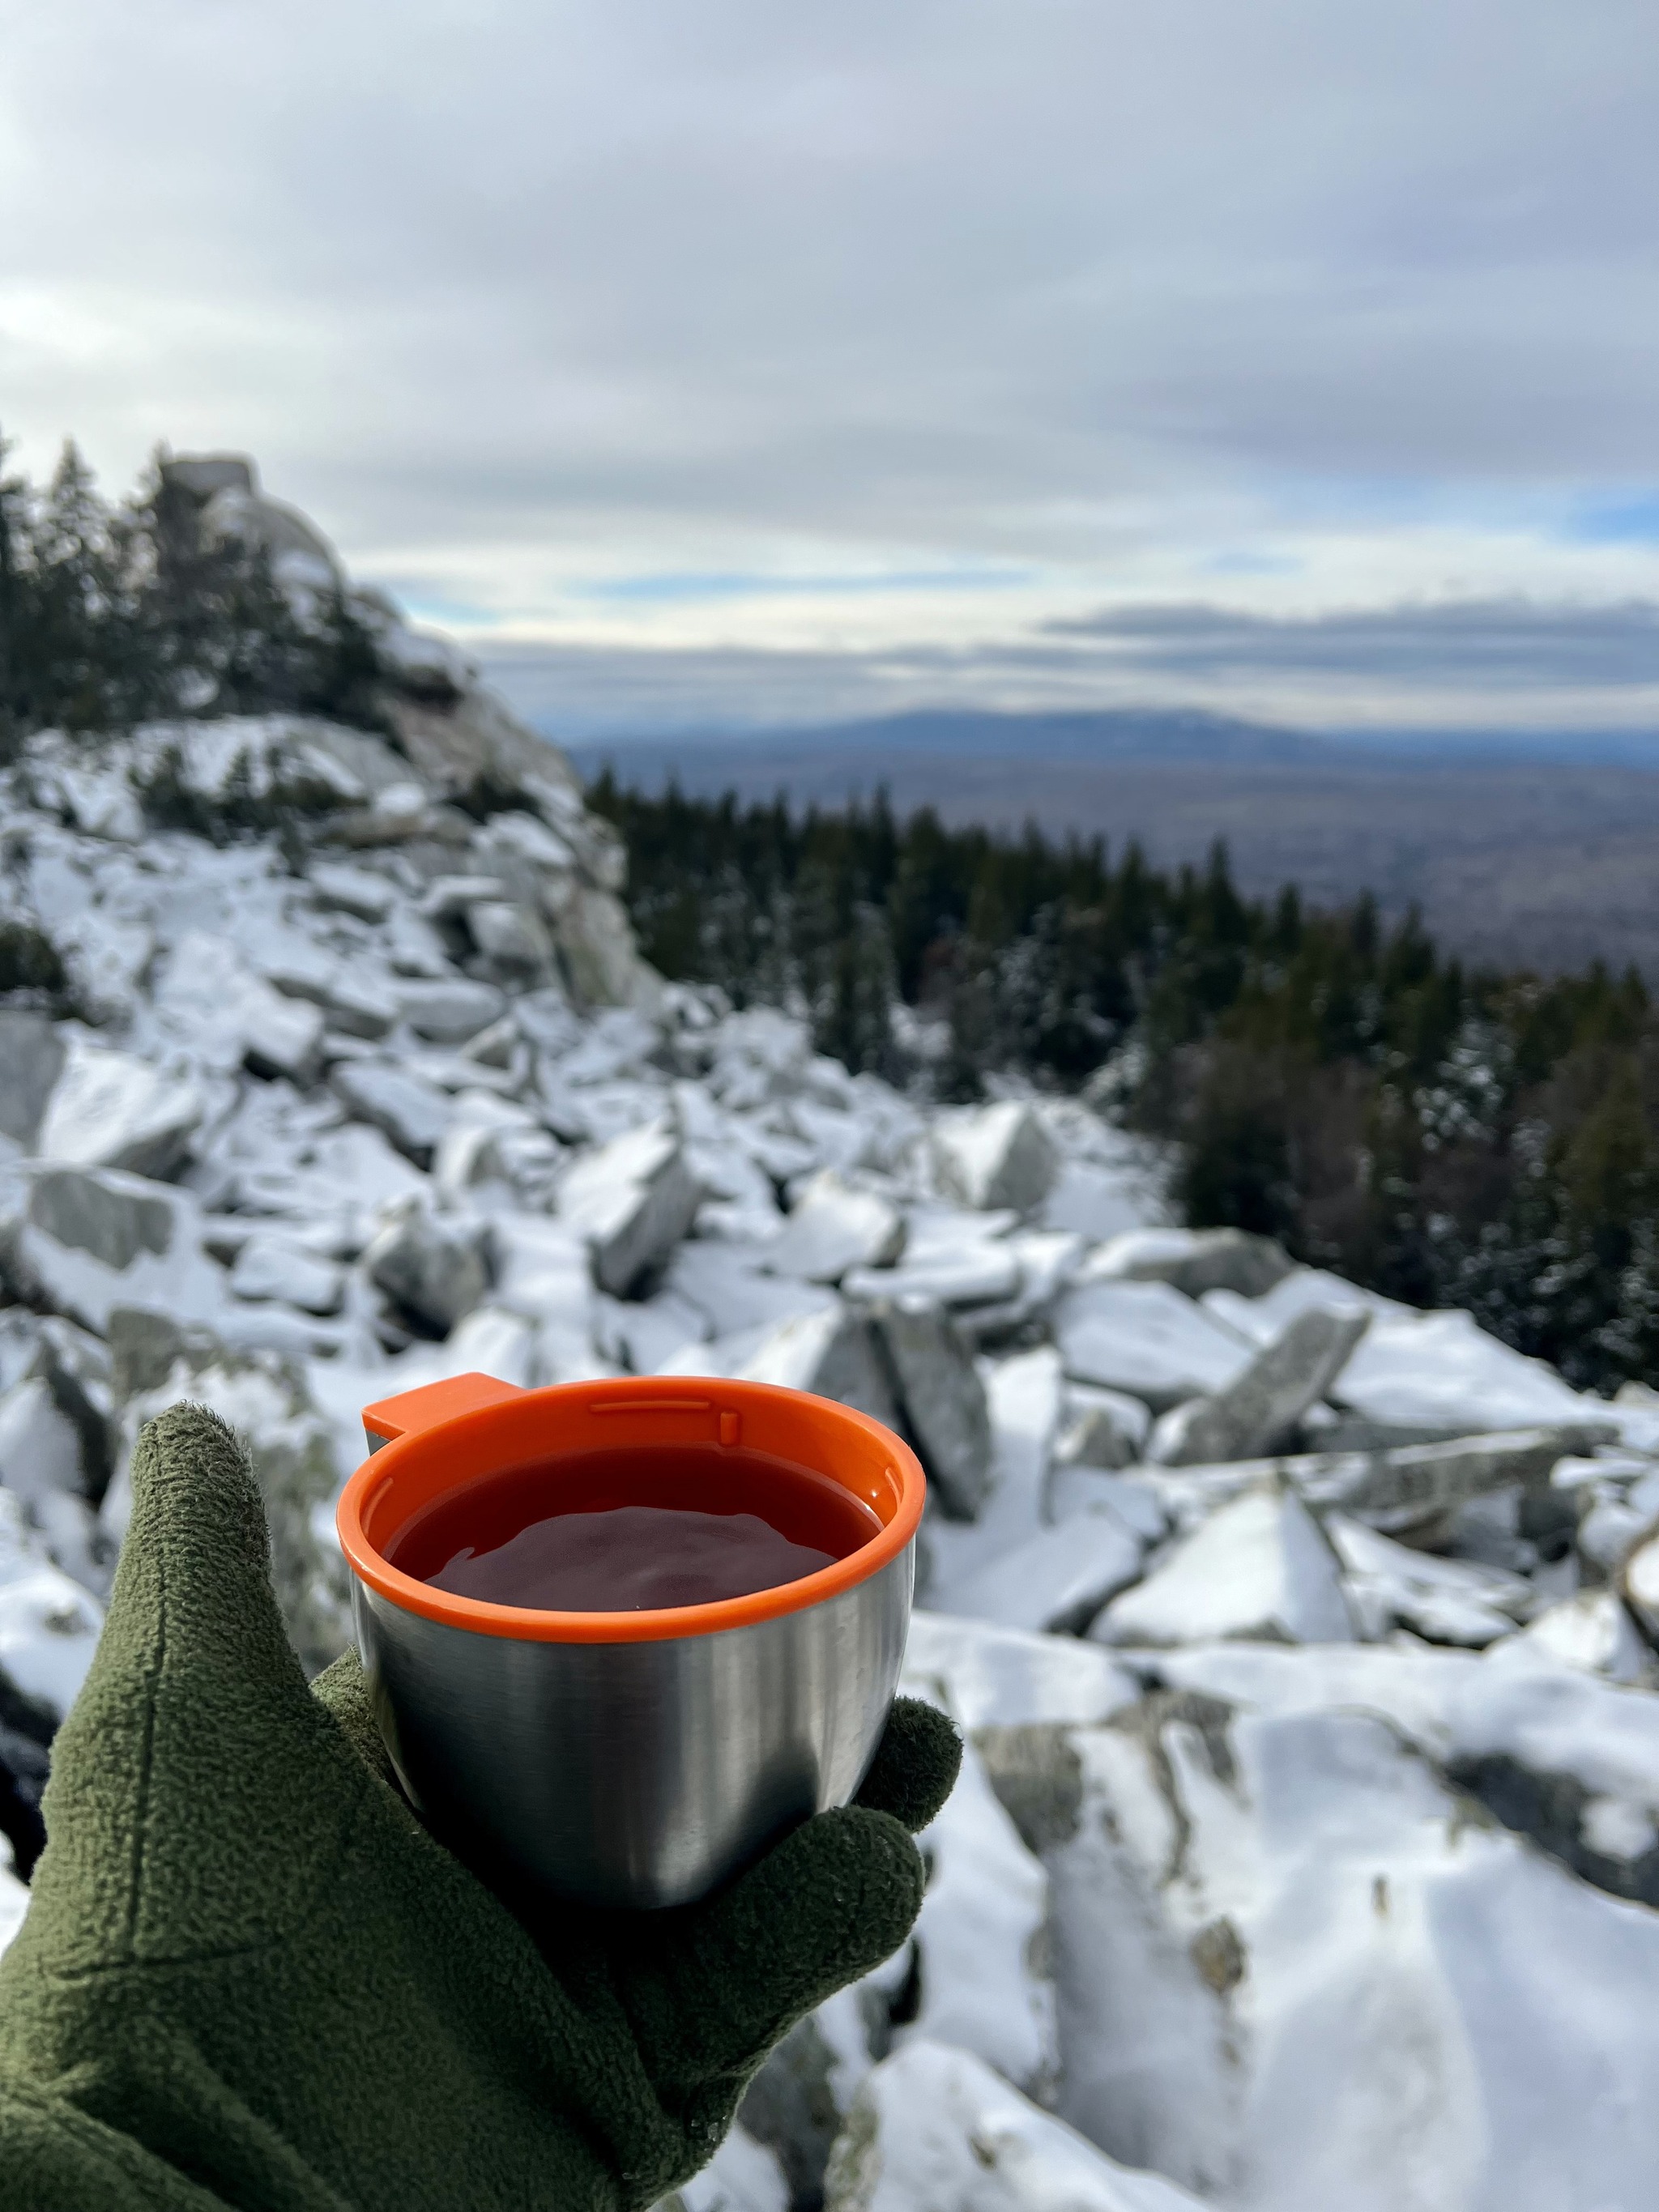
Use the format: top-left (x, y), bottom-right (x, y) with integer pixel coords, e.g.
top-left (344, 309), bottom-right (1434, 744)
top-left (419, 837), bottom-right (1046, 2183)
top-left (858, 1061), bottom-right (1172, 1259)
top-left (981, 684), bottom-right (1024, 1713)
top-left (352, 1543), bottom-right (915, 1908)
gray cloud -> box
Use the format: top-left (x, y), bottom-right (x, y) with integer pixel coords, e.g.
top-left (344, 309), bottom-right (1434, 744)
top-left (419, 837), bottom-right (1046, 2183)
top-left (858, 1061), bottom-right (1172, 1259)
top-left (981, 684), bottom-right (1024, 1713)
top-left (1047, 599), bottom-right (1659, 690)
top-left (480, 595), bottom-right (1659, 743)
top-left (3, 0), bottom-right (1659, 722)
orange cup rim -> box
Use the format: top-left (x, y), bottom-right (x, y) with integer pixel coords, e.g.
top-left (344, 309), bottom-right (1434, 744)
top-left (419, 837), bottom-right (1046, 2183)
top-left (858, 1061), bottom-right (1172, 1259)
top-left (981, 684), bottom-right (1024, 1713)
top-left (336, 1375), bottom-right (926, 1644)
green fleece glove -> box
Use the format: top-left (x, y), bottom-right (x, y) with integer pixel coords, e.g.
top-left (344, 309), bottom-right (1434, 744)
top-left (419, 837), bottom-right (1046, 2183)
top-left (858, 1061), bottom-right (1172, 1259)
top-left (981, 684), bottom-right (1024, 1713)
top-left (0, 1404), bottom-right (959, 2212)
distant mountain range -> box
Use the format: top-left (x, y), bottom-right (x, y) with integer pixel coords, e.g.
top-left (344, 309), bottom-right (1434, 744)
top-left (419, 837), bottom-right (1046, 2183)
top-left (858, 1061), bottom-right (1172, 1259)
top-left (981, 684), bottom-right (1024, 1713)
top-left (568, 705), bottom-right (1659, 786)
top-left (564, 706), bottom-right (1659, 980)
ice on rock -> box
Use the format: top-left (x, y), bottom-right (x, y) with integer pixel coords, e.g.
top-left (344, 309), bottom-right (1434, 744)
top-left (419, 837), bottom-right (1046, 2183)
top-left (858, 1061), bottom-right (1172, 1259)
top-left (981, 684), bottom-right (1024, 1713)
top-left (0, 1012), bottom-right (66, 1149)
top-left (823, 2040), bottom-right (1207, 2212)
top-left (762, 1170), bottom-right (905, 1285)
top-left (37, 1037), bottom-right (204, 1179)
top-left (363, 1200), bottom-right (489, 1336)
top-left (931, 1101), bottom-right (1059, 1214)
top-left (868, 1300), bottom-right (993, 1519)
top-left (557, 1120), bottom-right (701, 1297)
top-left (1094, 1479), bottom-right (1355, 1647)
top-left (1148, 1304), bottom-right (1371, 1467)
top-left (1085, 1225), bottom-right (1294, 1301)
top-left (1055, 1279), bottom-right (1253, 1411)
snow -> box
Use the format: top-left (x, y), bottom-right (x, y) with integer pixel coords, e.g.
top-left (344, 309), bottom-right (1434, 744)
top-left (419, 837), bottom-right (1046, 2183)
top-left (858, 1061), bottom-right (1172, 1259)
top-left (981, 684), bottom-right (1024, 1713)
top-left (1056, 1279), bottom-right (1255, 1410)
top-left (829, 2041), bottom-right (1206, 2212)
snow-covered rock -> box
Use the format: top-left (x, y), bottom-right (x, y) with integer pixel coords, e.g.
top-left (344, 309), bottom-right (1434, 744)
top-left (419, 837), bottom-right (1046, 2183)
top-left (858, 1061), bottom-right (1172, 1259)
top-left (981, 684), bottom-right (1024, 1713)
top-left (736, 1306), bottom-right (901, 1429)
top-left (37, 1036), bottom-right (204, 1179)
top-left (932, 1102), bottom-right (1059, 1214)
top-left (1001, 1677), bottom-right (1659, 2211)
top-left (1327, 1512), bottom-right (1537, 1646)
top-left (2, 1166), bottom-right (224, 1336)
top-left (764, 1170), bottom-right (905, 1285)
top-left (1513, 1589), bottom-right (1653, 1683)
top-left (1085, 1226), bottom-right (1293, 1301)
top-left (557, 1120), bottom-right (701, 1297)
top-left (1093, 1480), bottom-right (1355, 1647)
top-left (1053, 1386), bottom-right (1151, 1472)
top-left (3, 504), bottom-right (1659, 2210)
top-left (824, 2041), bottom-right (1205, 2212)
top-left (949, 1515), bottom-right (1145, 1636)
top-left (1055, 1279), bottom-right (1254, 1410)
top-left (329, 1058), bottom-right (453, 1166)
top-left (0, 1488), bottom-right (104, 1715)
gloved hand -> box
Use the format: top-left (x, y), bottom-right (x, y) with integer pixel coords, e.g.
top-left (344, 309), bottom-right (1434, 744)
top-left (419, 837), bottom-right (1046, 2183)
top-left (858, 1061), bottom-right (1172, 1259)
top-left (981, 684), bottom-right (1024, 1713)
top-left (0, 1404), bottom-right (959, 2212)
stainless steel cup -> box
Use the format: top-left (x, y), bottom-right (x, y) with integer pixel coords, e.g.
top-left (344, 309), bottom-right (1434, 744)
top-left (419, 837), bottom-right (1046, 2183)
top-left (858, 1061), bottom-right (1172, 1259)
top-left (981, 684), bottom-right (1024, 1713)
top-left (336, 1371), bottom-right (923, 1909)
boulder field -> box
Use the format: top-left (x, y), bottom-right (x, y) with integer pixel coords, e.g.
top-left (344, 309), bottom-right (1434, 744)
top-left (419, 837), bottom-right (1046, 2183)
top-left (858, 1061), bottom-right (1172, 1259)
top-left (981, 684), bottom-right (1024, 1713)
top-left (1, 666), bottom-right (1657, 2210)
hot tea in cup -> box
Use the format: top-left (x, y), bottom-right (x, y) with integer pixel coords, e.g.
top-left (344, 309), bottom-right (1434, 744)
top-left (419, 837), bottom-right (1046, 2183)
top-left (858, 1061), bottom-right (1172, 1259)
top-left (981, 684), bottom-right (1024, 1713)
top-left (385, 1449), bottom-right (883, 1613)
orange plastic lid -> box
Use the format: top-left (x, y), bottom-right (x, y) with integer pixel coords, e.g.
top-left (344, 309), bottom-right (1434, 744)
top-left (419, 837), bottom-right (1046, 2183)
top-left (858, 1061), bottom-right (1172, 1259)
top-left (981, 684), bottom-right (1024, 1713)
top-left (337, 1373), bottom-right (926, 1644)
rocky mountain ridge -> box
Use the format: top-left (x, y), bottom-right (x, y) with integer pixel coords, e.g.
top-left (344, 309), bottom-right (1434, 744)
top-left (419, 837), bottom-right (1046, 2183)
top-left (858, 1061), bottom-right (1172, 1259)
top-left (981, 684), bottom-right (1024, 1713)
top-left (2, 472), bottom-right (1659, 2210)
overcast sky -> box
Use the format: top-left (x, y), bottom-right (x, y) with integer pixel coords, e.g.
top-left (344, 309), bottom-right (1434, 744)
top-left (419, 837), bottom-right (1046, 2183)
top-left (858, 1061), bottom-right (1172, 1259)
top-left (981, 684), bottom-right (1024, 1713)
top-left (3, 0), bottom-right (1658, 737)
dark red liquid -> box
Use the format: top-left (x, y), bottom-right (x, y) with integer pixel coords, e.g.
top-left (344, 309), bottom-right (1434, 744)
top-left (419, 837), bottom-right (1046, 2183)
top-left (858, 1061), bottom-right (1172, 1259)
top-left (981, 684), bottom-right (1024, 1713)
top-left (386, 1445), bottom-right (883, 1613)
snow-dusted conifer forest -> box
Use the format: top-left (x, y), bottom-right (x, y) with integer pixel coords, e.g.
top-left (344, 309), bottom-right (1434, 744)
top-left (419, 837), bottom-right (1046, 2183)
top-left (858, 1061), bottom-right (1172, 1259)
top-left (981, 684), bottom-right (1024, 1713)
top-left (3, 463), bottom-right (1659, 2212)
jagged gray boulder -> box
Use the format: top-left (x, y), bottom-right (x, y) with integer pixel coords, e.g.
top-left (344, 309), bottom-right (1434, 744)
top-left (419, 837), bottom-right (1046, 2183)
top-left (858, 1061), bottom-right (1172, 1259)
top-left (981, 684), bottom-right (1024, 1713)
top-left (930, 1101), bottom-right (1059, 1213)
top-left (363, 1200), bottom-right (490, 1335)
top-left (1149, 1306), bottom-right (1371, 1467)
top-left (1294, 1424), bottom-right (1602, 1544)
top-left (870, 1298), bottom-right (993, 1519)
top-left (0, 1012), bottom-right (66, 1149)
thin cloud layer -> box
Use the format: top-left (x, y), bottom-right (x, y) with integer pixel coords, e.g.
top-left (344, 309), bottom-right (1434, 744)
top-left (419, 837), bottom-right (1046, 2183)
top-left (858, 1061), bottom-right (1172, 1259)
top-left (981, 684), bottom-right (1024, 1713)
top-left (2, 0), bottom-right (1658, 732)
